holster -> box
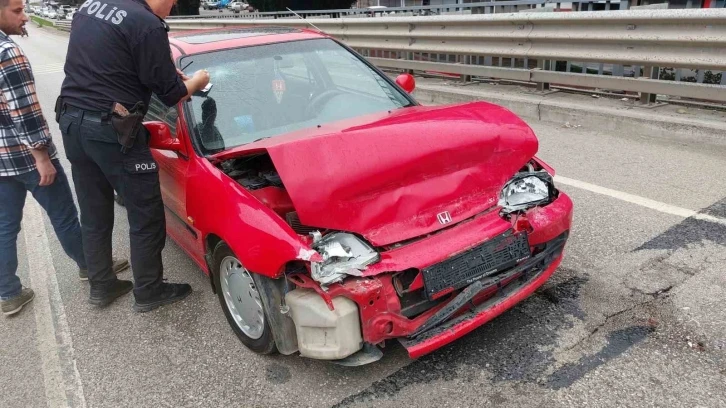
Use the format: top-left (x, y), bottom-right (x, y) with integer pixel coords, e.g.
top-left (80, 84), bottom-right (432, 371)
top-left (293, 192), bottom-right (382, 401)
top-left (54, 96), bottom-right (63, 123)
top-left (110, 102), bottom-right (146, 154)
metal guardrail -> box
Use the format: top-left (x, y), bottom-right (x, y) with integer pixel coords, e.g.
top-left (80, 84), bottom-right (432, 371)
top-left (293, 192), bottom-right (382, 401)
top-left (166, 9), bottom-right (726, 104)
top-left (30, 14), bottom-right (72, 31)
top-left (54, 20), bottom-right (72, 31)
top-left (167, 0), bottom-right (633, 20)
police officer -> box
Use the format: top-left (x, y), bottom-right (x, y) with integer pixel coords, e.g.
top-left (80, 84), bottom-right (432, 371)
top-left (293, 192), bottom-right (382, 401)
top-left (57, 0), bottom-right (210, 311)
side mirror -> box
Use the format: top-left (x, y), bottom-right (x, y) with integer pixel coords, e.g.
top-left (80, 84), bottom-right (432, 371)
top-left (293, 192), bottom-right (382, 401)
top-left (145, 121), bottom-right (183, 152)
top-left (395, 73), bottom-right (416, 94)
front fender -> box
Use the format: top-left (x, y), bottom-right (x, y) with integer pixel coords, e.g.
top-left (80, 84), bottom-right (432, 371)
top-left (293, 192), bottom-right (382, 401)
top-left (187, 159), bottom-right (316, 278)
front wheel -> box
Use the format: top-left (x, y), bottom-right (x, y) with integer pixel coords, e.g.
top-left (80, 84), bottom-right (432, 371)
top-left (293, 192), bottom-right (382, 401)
top-left (213, 242), bottom-right (277, 354)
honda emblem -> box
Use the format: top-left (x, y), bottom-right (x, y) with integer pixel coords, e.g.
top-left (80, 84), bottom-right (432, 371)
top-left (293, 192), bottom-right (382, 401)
top-left (437, 211), bottom-right (452, 225)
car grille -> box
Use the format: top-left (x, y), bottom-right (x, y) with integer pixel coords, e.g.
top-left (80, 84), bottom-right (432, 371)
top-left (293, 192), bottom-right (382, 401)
top-left (422, 230), bottom-right (531, 300)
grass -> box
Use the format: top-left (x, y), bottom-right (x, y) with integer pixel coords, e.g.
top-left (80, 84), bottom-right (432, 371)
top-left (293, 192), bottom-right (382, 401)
top-left (30, 15), bottom-right (54, 28)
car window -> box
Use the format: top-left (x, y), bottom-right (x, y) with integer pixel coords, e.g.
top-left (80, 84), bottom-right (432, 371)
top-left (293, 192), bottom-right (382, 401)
top-left (275, 52), bottom-right (310, 82)
top-left (144, 94), bottom-right (179, 138)
top-left (315, 47), bottom-right (396, 101)
top-left (180, 38), bottom-right (413, 155)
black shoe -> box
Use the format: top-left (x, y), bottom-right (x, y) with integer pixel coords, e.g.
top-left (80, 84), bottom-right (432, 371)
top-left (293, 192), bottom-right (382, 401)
top-left (89, 280), bottom-right (133, 307)
top-left (79, 258), bottom-right (130, 281)
top-left (133, 283), bottom-right (192, 313)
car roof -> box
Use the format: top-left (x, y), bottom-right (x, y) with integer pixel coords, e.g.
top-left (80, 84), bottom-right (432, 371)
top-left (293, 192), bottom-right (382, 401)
top-left (169, 26), bottom-right (330, 55)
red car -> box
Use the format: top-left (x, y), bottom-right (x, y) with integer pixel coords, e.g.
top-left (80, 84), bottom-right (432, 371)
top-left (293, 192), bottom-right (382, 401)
top-left (142, 26), bottom-right (573, 365)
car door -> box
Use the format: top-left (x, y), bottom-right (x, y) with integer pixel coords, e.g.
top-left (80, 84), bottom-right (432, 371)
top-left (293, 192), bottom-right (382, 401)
top-left (146, 94), bottom-right (201, 259)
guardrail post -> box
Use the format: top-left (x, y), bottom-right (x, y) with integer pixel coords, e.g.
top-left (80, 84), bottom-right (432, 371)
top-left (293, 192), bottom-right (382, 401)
top-left (461, 55), bottom-right (472, 83)
top-left (536, 59), bottom-right (550, 91)
top-left (640, 65), bottom-right (659, 104)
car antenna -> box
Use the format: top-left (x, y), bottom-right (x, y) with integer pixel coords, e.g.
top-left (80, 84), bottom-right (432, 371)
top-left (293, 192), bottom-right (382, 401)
top-left (285, 7), bottom-right (323, 33)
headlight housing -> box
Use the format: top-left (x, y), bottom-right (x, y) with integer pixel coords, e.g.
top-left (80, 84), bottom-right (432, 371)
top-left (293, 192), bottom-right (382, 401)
top-left (498, 167), bottom-right (556, 214)
top-left (310, 232), bottom-right (379, 287)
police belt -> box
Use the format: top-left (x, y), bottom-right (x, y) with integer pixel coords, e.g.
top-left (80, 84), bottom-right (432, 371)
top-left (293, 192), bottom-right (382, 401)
top-left (60, 101), bottom-right (147, 154)
top-left (61, 104), bottom-right (110, 123)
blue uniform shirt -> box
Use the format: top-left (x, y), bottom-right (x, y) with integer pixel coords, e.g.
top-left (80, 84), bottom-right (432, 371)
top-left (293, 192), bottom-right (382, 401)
top-left (60, 0), bottom-right (187, 112)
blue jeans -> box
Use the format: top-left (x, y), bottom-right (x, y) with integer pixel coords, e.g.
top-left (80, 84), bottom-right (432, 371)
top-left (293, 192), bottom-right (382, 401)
top-left (0, 159), bottom-right (87, 300)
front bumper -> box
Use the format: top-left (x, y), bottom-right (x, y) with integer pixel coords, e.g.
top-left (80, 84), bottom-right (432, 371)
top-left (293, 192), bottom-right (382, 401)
top-left (287, 192), bottom-right (573, 359)
top-left (399, 231), bottom-right (567, 359)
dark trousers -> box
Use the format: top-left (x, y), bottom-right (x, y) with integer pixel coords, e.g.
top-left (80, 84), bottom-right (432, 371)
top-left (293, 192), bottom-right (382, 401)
top-left (59, 104), bottom-right (166, 299)
top-left (0, 160), bottom-right (86, 299)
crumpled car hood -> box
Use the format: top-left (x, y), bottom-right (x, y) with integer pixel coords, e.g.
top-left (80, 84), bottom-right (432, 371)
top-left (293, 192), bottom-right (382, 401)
top-left (216, 101), bottom-right (538, 247)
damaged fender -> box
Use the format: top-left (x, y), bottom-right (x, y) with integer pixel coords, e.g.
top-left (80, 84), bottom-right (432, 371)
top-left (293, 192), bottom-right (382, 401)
top-left (187, 158), bottom-right (318, 278)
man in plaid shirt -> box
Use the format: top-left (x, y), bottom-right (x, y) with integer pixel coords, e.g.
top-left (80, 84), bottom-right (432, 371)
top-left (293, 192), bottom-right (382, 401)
top-left (0, 0), bottom-right (128, 316)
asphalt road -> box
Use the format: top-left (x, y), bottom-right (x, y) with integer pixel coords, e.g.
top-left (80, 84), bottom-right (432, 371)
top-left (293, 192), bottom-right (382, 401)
top-left (1, 24), bottom-right (725, 408)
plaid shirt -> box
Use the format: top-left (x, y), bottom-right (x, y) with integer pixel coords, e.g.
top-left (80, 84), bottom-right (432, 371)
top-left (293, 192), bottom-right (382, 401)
top-left (0, 31), bottom-right (56, 177)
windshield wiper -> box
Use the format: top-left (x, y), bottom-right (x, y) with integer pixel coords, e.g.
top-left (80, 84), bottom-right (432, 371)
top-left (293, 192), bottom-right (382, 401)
top-left (252, 136), bottom-right (271, 143)
top-left (180, 60), bottom-right (194, 72)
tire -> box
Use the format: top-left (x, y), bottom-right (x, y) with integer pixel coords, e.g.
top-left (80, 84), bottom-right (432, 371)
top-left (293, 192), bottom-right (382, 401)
top-left (212, 241), bottom-right (277, 355)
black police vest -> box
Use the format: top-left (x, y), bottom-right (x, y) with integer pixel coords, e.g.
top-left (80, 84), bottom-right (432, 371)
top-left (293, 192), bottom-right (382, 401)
top-left (60, 0), bottom-right (183, 112)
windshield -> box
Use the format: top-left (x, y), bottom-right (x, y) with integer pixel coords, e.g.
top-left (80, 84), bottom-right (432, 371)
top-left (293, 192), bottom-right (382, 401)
top-left (180, 39), bottom-right (413, 155)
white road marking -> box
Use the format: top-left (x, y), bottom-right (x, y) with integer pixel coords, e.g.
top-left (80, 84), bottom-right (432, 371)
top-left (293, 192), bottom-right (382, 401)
top-left (555, 175), bottom-right (726, 226)
top-left (32, 63), bottom-right (65, 75)
top-left (23, 197), bottom-right (87, 408)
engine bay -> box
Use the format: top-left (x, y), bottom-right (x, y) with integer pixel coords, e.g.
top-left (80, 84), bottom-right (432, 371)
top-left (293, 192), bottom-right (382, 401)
top-left (219, 153), bottom-right (283, 191)
top-left (217, 153), bottom-right (317, 235)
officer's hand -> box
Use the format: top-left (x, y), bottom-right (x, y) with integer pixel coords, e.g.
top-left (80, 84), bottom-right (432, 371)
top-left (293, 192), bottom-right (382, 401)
top-left (176, 68), bottom-right (190, 81)
top-left (36, 156), bottom-right (57, 186)
top-left (193, 69), bottom-right (210, 89)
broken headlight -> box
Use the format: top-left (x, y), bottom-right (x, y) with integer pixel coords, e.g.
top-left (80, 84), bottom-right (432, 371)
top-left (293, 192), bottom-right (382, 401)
top-left (498, 168), bottom-right (555, 214)
top-left (310, 232), bottom-right (380, 287)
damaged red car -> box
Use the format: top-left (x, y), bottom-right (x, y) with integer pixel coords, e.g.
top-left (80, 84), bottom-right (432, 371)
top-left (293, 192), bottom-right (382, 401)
top-left (142, 26), bottom-right (573, 365)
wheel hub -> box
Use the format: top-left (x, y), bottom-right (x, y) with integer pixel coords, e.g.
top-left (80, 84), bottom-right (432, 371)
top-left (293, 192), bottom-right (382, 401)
top-left (220, 256), bottom-right (265, 340)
